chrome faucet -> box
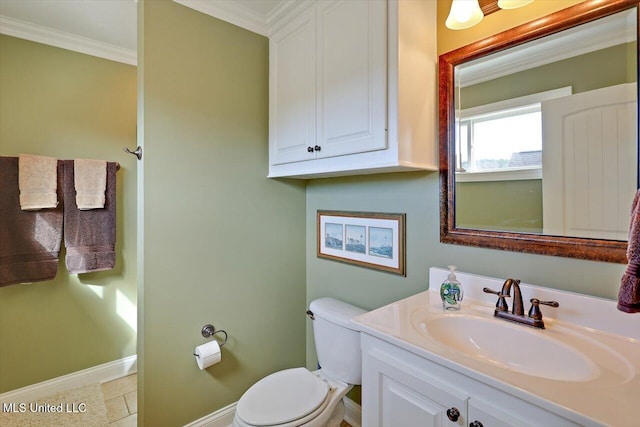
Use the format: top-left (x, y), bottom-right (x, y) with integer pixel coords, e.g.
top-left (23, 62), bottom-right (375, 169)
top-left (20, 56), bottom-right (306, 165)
top-left (483, 278), bottom-right (558, 329)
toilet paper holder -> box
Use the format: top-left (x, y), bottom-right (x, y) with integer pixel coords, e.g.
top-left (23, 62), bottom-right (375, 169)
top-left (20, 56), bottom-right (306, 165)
top-left (200, 324), bottom-right (228, 347)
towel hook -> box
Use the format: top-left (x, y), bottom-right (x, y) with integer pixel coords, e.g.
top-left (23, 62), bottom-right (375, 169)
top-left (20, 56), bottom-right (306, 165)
top-left (123, 146), bottom-right (142, 160)
top-left (201, 324), bottom-right (228, 347)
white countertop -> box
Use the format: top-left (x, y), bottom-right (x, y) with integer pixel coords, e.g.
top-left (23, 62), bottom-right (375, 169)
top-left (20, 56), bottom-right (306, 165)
top-left (352, 268), bottom-right (640, 426)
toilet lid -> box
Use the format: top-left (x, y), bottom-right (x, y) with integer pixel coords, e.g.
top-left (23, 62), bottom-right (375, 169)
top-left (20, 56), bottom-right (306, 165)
top-left (236, 368), bottom-right (330, 426)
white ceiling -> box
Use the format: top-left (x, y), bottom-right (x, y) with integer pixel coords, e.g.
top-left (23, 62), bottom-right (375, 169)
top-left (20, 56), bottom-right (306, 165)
top-left (0, 0), bottom-right (284, 65)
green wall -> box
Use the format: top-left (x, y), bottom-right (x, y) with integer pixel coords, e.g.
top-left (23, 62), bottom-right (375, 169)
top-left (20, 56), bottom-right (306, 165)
top-left (0, 35), bottom-right (137, 392)
top-left (139, 1), bottom-right (306, 425)
top-left (456, 180), bottom-right (543, 233)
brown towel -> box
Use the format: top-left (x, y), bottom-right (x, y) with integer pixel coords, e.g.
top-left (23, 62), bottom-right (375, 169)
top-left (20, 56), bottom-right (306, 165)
top-left (0, 157), bottom-right (63, 286)
top-left (63, 160), bottom-right (116, 274)
top-left (618, 189), bottom-right (640, 313)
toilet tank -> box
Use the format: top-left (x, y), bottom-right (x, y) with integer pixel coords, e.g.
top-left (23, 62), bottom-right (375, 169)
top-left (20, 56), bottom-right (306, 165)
top-left (309, 298), bottom-right (367, 385)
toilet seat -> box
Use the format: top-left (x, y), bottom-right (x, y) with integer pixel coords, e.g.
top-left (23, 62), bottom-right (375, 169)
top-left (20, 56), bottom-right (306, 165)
top-left (236, 368), bottom-right (331, 427)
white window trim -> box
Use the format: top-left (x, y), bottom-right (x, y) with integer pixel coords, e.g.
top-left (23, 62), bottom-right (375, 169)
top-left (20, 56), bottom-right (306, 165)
top-left (456, 86), bottom-right (572, 182)
top-left (456, 167), bottom-right (542, 183)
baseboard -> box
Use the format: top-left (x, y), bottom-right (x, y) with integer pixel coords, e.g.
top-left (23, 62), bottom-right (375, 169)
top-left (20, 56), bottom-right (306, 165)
top-left (183, 402), bottom-right (237, 427)
top-left (183, 397), bottom-right (362, 427)
top-left (0, 355), bottom-right (137, 404)
top-left (344, 397), bottom-right (362, 427)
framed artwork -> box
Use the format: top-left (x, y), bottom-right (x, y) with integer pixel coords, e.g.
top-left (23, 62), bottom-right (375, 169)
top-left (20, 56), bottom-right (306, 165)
top-left (317, 210), bottom-right (406, 276)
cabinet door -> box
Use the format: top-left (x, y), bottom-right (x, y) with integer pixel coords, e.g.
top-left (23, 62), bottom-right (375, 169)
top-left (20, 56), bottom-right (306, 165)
top-left (269, 6), bottom-right (316, 165)
top-left (379, 375), bottom-right (462, 427)
top-left (363, 346), bottom-right (468, 427)
top-left (316, 0), bottom-right (387, 159)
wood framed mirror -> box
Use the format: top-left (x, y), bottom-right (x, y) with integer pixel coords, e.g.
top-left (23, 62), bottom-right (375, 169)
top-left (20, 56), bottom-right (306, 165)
top-left (439, 0), bottom-right (639, 263)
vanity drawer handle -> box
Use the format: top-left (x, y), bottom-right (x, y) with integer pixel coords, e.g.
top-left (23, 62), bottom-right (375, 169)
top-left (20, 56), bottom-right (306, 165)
top-left (446, 407), bottom-right (460, 422)
top-left (469, 421), bottom-right (483, 427)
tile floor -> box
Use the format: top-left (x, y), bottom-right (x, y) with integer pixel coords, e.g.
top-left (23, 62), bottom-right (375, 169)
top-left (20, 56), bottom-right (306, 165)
top-left (101, 374), bottom-right (137, 427)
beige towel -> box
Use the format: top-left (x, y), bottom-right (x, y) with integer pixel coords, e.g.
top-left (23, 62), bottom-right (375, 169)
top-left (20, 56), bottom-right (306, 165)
top-left (18, 153), bottom-right (58, 210)
top-left (74, 158), bottom-right (107, 210)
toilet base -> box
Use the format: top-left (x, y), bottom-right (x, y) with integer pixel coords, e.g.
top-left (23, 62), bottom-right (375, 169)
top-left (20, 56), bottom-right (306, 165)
top-left (324, 399), bottom-right (345, 427)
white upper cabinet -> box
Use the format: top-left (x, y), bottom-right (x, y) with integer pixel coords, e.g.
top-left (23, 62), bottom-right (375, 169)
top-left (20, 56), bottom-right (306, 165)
top-left (316, 0), bottom-right (387, 159)
top-left (269, 6), bottom-right (316, 165)
top-left (268, 0), bottom-right (437, 179)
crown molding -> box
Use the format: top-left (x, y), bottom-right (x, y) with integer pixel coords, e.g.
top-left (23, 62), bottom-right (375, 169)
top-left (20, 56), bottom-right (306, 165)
top-left (0, 15), bottom-right (136, 65)
top-left (0, 15), bottom-right (137, 65)
top-left (266, 0), bottom-right (313, 35)
top-left (172, 0), bottom-right (314, 37)
top-left (173, 0), bottom-right (269, 36)
top-left (458, 10), bottom-right (634, 87)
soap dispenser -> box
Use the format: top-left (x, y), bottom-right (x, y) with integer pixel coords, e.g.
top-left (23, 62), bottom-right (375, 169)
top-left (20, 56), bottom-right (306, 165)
top-left (440, 265), bottom-right (463, 310)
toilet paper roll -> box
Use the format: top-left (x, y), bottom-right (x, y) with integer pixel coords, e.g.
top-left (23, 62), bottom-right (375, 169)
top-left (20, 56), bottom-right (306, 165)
top-left (194, 340), bottom-right (221, 370)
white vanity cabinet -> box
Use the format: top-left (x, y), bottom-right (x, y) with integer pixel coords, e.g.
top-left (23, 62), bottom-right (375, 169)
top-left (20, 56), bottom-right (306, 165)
top-left (362, 334), bottom-right (468, 426)
top-left (361, 334), bottom-right (582, 427)
top-left (268, 0), bottom-right (437, 178)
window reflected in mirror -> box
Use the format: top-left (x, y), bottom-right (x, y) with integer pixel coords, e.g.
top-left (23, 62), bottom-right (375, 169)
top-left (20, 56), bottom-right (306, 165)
top-left (453, 8), bottom-right (637, 240)
top-left (439, 0), bottom-right (639, 263)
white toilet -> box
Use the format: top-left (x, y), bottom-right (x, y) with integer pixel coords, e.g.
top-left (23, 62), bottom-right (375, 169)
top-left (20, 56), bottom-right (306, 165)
top-left (233, 298), bottom-right (366, 427)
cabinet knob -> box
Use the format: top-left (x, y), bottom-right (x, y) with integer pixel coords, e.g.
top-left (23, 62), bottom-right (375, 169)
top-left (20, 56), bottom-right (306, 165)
top-left (307, 146), bottom-right (314, 153)
top-left (446, 407), bottom-right (460, 422)
top-left (469, 421), bottom-right (483, 427)
top-left (314, 145), bottom-right (321, 152)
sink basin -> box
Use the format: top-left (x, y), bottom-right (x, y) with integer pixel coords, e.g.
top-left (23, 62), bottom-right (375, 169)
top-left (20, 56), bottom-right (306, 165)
top-left (414, 314), bottom-right (600, 382)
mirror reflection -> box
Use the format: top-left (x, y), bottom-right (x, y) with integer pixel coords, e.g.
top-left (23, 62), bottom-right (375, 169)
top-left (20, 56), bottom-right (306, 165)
top-left (454, 8), bottom-right (638, 241)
